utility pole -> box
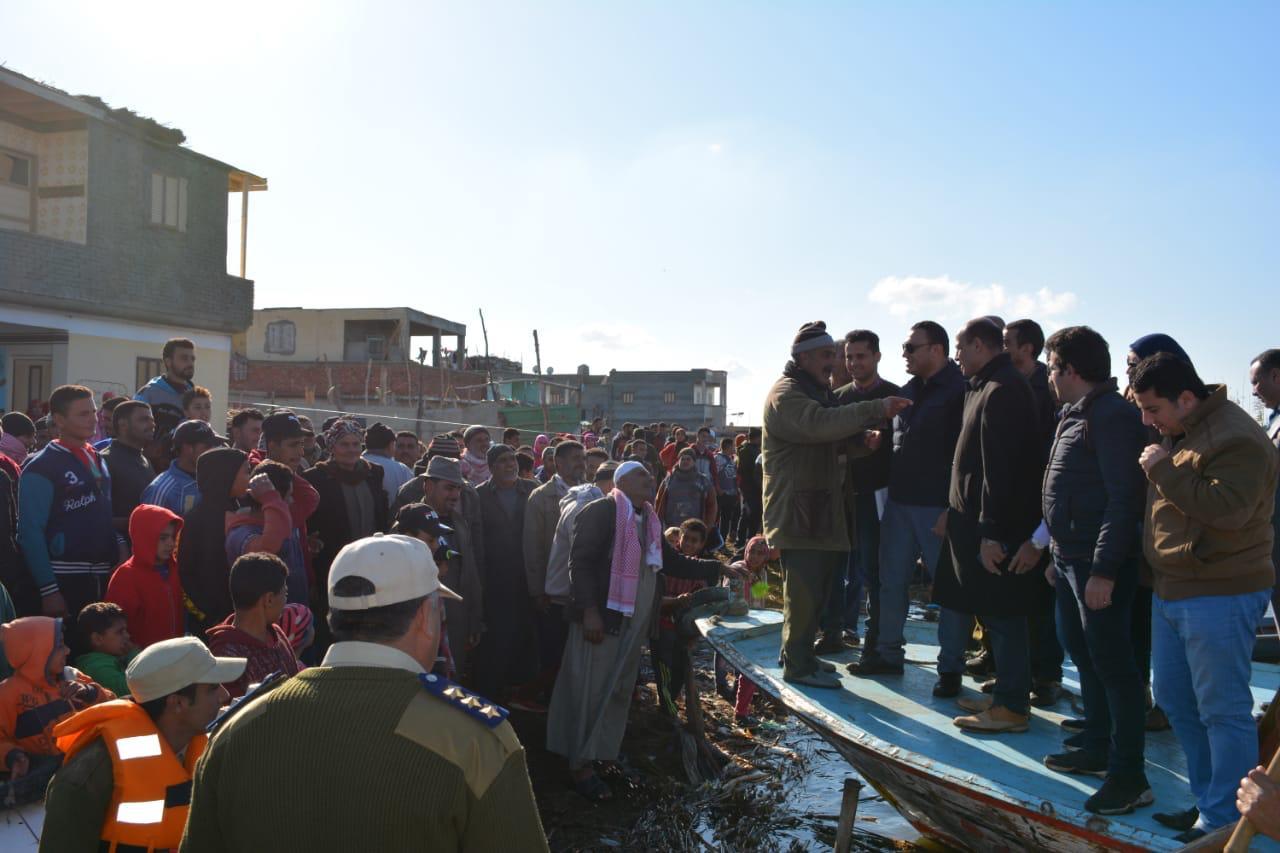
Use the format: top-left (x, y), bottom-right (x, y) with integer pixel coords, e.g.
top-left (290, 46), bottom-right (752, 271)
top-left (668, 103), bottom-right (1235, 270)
top-left (479, 309), bottom-right (498, 402)
top-left (532, 330), bottom-right (542, 375)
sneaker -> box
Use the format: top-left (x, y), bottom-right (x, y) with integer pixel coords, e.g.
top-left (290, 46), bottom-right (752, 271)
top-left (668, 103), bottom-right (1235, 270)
top-left (1153, 806), bottom-right (1199, 832)
top-left (813, 635), bottom-right (845, 655)
top-left (848, 657), bottom-right (904, 676)
top-left (1030, 681), bottom-right (1063, 708)
top-left (1044, 750), bottom-right (1108, 778)
top-left (953, 706), bottom-right (1029, 734)
top-left (933, 673), bottom-right (962, 698)
top-left (1060, 717), bottom-right (1087, 732)
top-left (1085, 775), bottom-right (1155, 815)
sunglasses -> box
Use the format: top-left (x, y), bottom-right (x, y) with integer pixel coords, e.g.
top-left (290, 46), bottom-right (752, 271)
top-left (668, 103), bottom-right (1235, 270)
top-left (902, 341), bottom-right (936, 355)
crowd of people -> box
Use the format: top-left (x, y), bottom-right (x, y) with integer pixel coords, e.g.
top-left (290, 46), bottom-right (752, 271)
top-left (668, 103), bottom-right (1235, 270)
top-left (0, 324), bottom-right (1277, 848)
top-left (763, 318), bottom-right (1280, 842)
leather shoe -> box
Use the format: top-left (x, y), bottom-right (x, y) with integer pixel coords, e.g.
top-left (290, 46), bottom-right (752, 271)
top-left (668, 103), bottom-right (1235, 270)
top-left (956, 695), bottom-right (993, 713)
top-left (1030, 681), bottom-right (1063, 708)
top-left (933, 673), bottom-right (962, 698)
top-left (1173, 828), bottom-right (1206, 844)
top-left (953, 706), bottom-right (1029, 734)
top-left (813, 635), bottom-right (845, 656)
top-left (1153, 806), bottom-right (1199, 832)
top-left (784, 670), bottom-right (842, 689)
top-left (848, 657), bottom-right (904, 676)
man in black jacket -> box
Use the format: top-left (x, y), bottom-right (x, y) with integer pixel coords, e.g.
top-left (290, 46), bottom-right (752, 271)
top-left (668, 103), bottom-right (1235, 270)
top-left (1037, 326), bottom-right (1152, 815)
top-left (936, 318), bottom-right (1043, 734)
top-left (545, 461), bottom-right (737, 801)
top-left (1004, 318), bottom-right (1065, 706)
top-left (734, 427), bottom-right (763, 542)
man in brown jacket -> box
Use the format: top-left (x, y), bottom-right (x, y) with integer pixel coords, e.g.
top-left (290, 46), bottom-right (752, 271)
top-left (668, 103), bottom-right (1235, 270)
top-left (1132, 352), bottom-right (1277, 842)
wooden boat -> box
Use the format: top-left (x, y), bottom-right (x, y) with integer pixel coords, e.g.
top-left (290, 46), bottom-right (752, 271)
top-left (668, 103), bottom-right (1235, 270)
top-left (699, 609), bottom-right (1280, 852)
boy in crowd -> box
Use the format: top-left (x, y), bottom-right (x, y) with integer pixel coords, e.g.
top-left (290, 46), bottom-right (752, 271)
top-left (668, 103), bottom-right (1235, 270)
top-left (72, 602), bottom-right (138, 698)
top-left (105, 504), bottom-right (185, 649)
top-left (652, 519), bottom-right (712, 718)
top-left (206, 552), bottom-right (302, 699)
top-left (181, 386), bottom-right (214, 423)
top-left (0, 616), bottom-right (113, 804)
top-left (226, 461), bottom-right (309, 605)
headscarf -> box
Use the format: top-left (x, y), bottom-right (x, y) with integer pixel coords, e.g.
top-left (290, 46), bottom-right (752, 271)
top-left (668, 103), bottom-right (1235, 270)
top-left (1130, 334), bottom-right (1192, 365)
top-left (0, 432), bottom-right (28, 465)
top-left (325, 418), bottom-right (364, 448)
top-left (582, 432), bottom-right (598, 449)
top-left (533, 434), bottom-right (550, 460)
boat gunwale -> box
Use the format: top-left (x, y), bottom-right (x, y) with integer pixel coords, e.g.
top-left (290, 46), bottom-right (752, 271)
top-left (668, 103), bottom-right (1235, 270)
top-left (698, 610), bottom-right (1189, 852)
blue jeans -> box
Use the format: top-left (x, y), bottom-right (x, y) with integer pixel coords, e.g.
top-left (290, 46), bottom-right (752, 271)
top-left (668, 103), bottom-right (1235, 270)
top-left (1055, 557), bottom-right (1145, 779)
top-left (1152, 589), bottom-right (1269, 829)
top-left (983, 614), bottom-right (1030, 715)
top-left (874, 498), bottom-right (968, 673)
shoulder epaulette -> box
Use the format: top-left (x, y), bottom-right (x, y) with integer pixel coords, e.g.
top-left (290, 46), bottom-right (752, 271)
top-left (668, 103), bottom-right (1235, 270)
top-left (418, 673), bottom-right (508, 729)
top-left (206, 671), bottom-right (289, 736)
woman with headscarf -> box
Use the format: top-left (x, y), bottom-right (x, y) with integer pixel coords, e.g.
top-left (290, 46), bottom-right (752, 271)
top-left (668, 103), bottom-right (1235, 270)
top-left (302, 418), bottom-right (389, 653)
top-left (178, 447), bottom-right (251, 634)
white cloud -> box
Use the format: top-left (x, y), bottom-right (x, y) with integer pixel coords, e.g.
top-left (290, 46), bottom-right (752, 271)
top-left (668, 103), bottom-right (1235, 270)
top-left (868, 275), bottom-right (1078, 322)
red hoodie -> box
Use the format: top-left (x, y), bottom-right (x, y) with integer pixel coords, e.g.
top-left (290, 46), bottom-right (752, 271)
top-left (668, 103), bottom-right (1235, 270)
top-left (106, 505), bottom-right (185, 649)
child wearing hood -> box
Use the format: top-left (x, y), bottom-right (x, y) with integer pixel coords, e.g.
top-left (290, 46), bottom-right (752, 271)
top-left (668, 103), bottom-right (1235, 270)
top-left (105, 504), bottom-right (185, 649)
top-left (0, 616), bottom-right (113, 804)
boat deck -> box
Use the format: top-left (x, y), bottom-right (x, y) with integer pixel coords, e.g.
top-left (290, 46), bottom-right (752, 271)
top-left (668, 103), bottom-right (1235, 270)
top-left (702, 609), bottom-right (1280, 851)
top-left (0, 800), bottom-right (44, 849)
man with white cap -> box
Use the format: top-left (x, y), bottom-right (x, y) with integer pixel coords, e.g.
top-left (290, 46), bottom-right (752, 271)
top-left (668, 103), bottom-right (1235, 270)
top-left (40, 637), bottom-right (244, 852)
top-left (181, 533), bottom-right (548, 852)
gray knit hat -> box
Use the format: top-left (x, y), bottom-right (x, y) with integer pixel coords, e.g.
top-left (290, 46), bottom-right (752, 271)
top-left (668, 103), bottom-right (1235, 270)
top-left (791, 321), bottom-right (835, 356)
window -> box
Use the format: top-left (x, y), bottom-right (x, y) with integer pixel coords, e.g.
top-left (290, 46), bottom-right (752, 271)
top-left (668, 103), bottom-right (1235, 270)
top-left (265, 320), bottom-right (296, 355)
top-left (136, 357), bottom-right (163, 391)
top-left (150, 173), bottom-right (188, 232)
top-left (710, 385), bottom-right (723, 406)
top-left (0, 147), bottom-right (34, 232)
top-left (621, 391), bottom-right (635, 404)
top-left (367, 336), bottom-right (388, 360)
top-left (693, 383), bottom-right (705, 405)
top-left (663, 391), bottom-right (676, 404)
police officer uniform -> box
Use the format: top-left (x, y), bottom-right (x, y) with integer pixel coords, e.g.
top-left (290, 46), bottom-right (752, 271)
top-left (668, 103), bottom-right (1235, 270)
top-left (181, 534), bottom-right (549, 853)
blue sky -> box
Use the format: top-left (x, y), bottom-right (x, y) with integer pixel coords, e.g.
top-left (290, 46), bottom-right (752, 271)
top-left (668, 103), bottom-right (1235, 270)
top-left (7, 2), bottom-right (1277, 420)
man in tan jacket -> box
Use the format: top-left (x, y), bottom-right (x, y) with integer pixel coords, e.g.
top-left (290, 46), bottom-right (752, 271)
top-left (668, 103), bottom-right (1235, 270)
top-left (1132, 352), bottom-right (1277, 842)
top-left (762, 321), bottom-right (910, 688)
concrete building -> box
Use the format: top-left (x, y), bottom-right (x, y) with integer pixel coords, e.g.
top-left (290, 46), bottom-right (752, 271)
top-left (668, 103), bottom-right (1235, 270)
top-left (0, 66), bottom-right (264, 414)
top-left (578, 368), bottom-right (728, 429)
top-left (229, 306), bottom-right (485, 413)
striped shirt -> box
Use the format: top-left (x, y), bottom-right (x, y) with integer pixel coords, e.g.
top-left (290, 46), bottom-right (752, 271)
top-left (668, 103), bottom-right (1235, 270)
top-left (140, 461), bottom-right (202, 517)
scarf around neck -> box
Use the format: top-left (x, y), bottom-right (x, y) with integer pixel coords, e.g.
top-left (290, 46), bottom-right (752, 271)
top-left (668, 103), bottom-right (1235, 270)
top-left (318, 457), bottom-right (371, 487)
top-left (605, 488), bottom-right (663, 617)
top-left (782, 359), bottom-right (838, 407)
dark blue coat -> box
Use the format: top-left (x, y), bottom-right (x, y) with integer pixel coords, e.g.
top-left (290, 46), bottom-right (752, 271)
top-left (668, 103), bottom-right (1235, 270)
top-left (1042, 380), bottom-right (1147, 578)
top-left (887, 361), bottom-right (966, 508)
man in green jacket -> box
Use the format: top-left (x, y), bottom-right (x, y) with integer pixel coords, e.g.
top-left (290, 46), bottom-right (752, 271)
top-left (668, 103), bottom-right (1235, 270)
top-left (762, 322), bottom-right (911, 688)
top-left (180, 534), bottom-right (549, 852)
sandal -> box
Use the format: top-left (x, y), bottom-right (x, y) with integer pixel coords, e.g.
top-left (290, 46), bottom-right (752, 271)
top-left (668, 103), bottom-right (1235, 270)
top-left (573, 773), bottom-right (613, 802)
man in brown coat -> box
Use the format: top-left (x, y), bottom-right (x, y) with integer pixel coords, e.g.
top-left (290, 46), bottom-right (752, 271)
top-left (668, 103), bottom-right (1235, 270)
top-left (1132, 352), bottom-right (1277, 842)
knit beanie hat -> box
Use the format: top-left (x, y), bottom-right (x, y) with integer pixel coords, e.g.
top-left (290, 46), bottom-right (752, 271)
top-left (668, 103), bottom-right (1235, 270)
top-left (1130, 333), bottom-right (1192, 365)
top-left (425, 435), bottom-right (462, 459)
top-left (791, 321), bottom-right (835, 356)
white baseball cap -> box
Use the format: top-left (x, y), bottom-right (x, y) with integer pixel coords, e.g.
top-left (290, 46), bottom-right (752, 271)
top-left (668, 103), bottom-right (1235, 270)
top-left (328, 533), bottom-right (461, 611)
top-left (126, 637), bottom-right (247, 703)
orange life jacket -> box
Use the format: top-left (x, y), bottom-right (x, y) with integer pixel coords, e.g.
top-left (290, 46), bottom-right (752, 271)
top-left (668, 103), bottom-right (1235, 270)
top-left (54, 699), bottom-right (207, 852)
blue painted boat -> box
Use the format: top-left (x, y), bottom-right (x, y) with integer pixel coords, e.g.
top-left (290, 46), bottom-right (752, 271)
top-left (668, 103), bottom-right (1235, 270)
top-left (699, 609), bottom-right (1280, 852)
